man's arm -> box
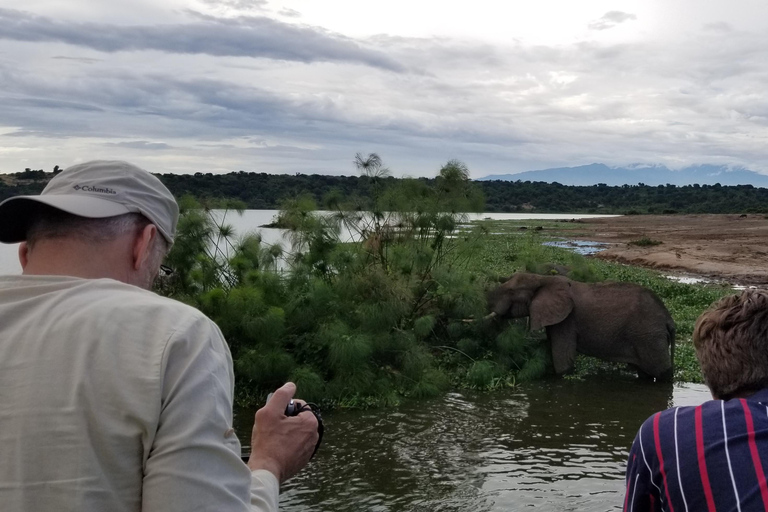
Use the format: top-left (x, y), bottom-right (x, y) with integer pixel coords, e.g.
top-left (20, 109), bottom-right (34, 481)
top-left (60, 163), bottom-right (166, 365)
top-left (141, 315), bottom-right (255, 511)
top-left (141, 314), bottom-right (319, 512)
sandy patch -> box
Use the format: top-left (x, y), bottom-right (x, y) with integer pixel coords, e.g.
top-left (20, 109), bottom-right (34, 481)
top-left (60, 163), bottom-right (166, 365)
top-left (564, 214), bottom-right (768, 286)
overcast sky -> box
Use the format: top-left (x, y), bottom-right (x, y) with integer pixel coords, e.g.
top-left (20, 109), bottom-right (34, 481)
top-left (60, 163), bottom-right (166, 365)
top-left (0, 0), bottom-right (767, 178)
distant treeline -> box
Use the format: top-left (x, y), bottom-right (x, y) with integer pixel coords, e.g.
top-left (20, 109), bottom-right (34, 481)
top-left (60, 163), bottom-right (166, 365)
top-left (4, 168), bottom-right (768, 214)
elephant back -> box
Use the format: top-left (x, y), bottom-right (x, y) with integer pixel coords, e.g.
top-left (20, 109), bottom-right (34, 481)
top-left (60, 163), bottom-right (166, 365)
top-left (571, 280), bottom-right (675, 373)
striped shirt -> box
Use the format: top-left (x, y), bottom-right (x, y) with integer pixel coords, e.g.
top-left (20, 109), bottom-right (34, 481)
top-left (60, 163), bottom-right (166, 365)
top-left (624, 388), bottom-right (768, 512)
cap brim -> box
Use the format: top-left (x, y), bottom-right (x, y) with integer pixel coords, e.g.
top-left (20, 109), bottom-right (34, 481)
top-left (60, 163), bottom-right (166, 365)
top-left (0, 195), bottom-right (131, 243)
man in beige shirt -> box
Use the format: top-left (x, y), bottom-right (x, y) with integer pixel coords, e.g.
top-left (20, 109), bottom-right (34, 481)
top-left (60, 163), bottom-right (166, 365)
top-left (0, 161), bottom-right (318, 511)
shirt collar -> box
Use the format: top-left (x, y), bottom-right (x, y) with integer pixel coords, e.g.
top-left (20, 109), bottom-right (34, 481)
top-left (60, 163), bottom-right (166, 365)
top-left (746, 387), bottom-right (768, 404)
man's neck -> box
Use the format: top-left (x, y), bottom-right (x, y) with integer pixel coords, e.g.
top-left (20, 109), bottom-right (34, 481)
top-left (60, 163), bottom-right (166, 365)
top-left (715, 386), bottom-right (768, 401)
top-left (22, 240), bottom-right (132, 283)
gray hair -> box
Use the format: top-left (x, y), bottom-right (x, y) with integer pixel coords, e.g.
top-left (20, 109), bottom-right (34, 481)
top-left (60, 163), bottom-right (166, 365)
top-left (26, 206), bottom-right (168, 259)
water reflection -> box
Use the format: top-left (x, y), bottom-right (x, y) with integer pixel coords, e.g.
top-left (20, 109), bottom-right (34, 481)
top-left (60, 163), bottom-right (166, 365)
top-left (237, 378), bottom-right (710, 511)
top-left (542, 240), bottom-right (609, 255)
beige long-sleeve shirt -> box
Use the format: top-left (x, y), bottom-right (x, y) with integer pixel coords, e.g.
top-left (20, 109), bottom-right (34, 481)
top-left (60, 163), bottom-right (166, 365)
top-left (0, 275), bottom-right (278, 512)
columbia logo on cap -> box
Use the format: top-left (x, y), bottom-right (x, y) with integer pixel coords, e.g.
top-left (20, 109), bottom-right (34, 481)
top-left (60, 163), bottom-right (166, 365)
top-left (73, 184), bottom-right (118, 195)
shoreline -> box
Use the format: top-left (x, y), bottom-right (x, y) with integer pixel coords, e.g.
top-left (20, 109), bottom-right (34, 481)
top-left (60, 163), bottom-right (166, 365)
top-left (560, 214), bottom-right (768, 287)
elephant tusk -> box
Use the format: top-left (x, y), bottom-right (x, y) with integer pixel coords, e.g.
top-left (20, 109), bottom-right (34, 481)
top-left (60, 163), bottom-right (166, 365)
top-left (484, 311), bottom-right (497, 320)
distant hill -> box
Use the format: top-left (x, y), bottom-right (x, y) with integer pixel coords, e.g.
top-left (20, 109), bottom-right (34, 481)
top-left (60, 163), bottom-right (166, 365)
top-left (478, 163), bottom-right (768, 187)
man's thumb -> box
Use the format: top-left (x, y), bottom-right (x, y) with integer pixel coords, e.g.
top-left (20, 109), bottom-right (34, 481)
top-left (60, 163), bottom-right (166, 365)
top-left (267, 382), bottom-right (296, 410)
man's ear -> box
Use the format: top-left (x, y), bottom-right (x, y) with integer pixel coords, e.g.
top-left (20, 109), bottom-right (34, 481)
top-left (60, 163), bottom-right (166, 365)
top-left (133, 224), bottom-right (158, 271)
top-left (18, 242), bottom-right (29, 269)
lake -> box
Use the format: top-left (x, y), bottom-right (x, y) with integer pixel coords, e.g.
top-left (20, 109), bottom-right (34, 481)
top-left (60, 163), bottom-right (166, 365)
top-left (0, 210), bottom-right (617, 275)
top-left (235, 378), bottom-right (711, 512)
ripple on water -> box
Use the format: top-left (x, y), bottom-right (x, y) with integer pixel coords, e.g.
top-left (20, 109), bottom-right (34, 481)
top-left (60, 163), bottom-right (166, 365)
top-left (241, 379), bottom-right (712, 511)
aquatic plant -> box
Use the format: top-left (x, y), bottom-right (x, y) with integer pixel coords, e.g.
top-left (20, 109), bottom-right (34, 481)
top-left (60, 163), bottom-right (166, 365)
top-left (158, 157), bottom-right (537, 408)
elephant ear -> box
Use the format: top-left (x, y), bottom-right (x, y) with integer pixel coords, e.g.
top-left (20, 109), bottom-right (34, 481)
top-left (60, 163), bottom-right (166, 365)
top-left (529, 279), bottom-right (574, 330)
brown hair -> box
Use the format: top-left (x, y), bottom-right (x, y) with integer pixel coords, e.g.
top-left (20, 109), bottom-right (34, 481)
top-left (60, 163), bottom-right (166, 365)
top-left (693, 289), bottom-right (768, 400)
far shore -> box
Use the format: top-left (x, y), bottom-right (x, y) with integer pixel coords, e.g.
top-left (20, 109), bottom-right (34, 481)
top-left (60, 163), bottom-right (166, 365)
top-left (560, 214), bottom-right (768, 286)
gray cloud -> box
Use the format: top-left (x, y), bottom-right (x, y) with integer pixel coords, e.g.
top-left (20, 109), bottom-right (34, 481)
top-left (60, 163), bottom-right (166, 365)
top-left (278, 8), bottom-right (302, 18)
top-left (588, 11), bottom-right (637, 31)
top-left (52, 56), bottom-right (102, 64)
top-left (14, 97), bottom-right (104, 112)
top-left (0, 61), bottom-right (535, 175)
top-left (703, 22), bottom-right (733, 32)
top-left (2, 5), bottom-right (768, 178)
top-left (198, 0), bottom-right (268, 11)
top-left (0, 65), bottom-right (312, 140)
top-left (0, 8), bottom-right (404, 72)
top-left (103, 141), bottom-right (173, 150)
top-left (4, 129), bottom-right (77, 138)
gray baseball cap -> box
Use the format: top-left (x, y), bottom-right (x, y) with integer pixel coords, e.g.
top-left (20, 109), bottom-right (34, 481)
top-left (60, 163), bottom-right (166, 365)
top-left (0, 160), bottom-right (179, 244)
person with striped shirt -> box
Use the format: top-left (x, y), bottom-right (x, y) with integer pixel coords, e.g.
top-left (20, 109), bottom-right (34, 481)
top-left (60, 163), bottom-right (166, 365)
top-left (624, 289), bottom-right (768, 511)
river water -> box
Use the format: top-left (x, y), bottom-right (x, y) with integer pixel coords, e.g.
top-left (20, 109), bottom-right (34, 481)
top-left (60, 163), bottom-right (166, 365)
top-left (0, 210), bottom-right (616, 274)
top-left (237, 378), bottom-right (711, 512)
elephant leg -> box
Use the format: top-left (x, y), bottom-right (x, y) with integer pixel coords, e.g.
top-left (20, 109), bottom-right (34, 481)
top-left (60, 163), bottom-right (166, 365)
top-left (633, 334), bottom-right (673, 382)
top-left (634, 366), bottom-right (655, 381)
top-left (546, 318), bottom-right (577, 375)
top-left (656, 367), bottom-right (674, 382)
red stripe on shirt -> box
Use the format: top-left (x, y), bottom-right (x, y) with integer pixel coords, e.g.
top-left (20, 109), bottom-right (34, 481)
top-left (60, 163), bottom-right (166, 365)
top-left (654, 412), bottom-right (676, 512)
top-left (625, 478), bottom-right (631, 511)
top-left (625, 454), bottom-right (634, 511)
top-left (695, 405), bottom-right (717, 512)
top-left (741, 399), bottom-right (768, 511)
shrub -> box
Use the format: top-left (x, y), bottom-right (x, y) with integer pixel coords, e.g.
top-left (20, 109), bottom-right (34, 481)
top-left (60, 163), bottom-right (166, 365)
top-left (466, 360), bottom-right (502, 389)
top-left (289, 367), bottom-right (325, 403)
top-left (629, 237), bottom-right (663, 247)
top-left (159, 156), bottom-right (512, 408)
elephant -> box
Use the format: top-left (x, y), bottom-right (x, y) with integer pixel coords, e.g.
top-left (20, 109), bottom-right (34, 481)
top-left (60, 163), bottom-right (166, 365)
top-left (487, 272), bottom-right (675, 381)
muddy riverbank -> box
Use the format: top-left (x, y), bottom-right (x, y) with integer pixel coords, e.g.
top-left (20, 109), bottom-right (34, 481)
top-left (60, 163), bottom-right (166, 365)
top-left (562, 214), bottom-right (768, 286)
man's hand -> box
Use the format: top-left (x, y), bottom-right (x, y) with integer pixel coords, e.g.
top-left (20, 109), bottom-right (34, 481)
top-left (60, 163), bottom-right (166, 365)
top-left (247, 382), bottom-right (319, 483)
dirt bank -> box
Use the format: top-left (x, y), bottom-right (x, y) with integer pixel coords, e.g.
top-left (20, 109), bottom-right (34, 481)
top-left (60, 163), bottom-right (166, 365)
top-left (564, 214), bottom-right (768, 286)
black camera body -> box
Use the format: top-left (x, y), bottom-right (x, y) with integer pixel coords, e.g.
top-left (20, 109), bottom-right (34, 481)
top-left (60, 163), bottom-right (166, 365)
top-left (283, 398), bottom-right (298, 416)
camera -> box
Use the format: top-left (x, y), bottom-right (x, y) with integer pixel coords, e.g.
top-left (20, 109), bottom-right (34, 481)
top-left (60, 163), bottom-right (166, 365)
top-left (240, 395), bottom-right (324, 463)
top-left (266, 393), bottom-right (324, 458)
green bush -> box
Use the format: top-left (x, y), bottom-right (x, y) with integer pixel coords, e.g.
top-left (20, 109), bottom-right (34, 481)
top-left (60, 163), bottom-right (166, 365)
top-left (629, 237), bottom-right (663, 247)
top-left (413, 315), bottom-right (436, 338)
top-left (159, 156), bottom-right (509, 408)
top-left (289, 366), bottom-right (326, 403)
top-left (411, 368), bottom-right (451, 398)
top-left (466, 360), bottom-right (502, 389)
